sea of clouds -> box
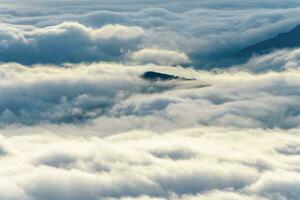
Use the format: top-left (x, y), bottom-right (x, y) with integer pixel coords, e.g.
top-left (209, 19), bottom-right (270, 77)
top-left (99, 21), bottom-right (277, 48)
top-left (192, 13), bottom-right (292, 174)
top-left (1, 0), bottom-right (300, 200)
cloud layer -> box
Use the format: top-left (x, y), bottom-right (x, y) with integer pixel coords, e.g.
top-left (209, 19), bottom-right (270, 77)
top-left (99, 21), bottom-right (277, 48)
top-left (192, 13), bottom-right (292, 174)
top-left (0, 0), bottom-right (300, 66)
top-left (2, 60), bottom-right (300, 130)
top-left (0, 125), bottom-right (299, 200)
top-left (1, 55), bottom-right (300, 199)
top-left (1, 1), bottom-right (300, 200)
top-left (0, 22), bottom-right (145, 64)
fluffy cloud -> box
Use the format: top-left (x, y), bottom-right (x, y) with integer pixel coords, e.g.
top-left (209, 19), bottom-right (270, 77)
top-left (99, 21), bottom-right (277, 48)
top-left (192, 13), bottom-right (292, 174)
top-left (232, 48), bottom-right (300, 72)
top-left (1, 1), bottom-right (300, 200)
top-left (0, 53), bottom-right (299, 199)
top-left (2, 61), bottom-right (300, 130)
top-left (0, 22), bottom-right (144, 64)
top-left (0, 0), bottom-right (300, 66)
top-left (0, 125), bottom-right (298, 199)
top-left (128, 48), bottom-right (190, 66)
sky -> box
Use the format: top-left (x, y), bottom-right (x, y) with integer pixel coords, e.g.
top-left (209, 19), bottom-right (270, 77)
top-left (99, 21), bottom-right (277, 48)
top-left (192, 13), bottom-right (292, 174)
top-left (1, 1), bottom-right (300, 200)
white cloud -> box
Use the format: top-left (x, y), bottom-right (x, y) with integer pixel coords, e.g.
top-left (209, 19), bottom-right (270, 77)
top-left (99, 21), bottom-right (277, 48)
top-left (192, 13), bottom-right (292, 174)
top-left (91, 24), bottom-right (144, 41)
top-left (2, 61), bottom-right (300, 130)
top-left (128, 48), bottom-right (190, 66)
top-left (0, 22), bottom-right (145, 64)
top-left (0, 1), bottom-right (300, 200)
top-left (1, 59), bottom-right (300, 199)
top-left (232, 48), bottom-right (300, 72)
top-left (0, 1), bottom-right (300, 66)
top-left (0, 125), bottom-right (297, 199)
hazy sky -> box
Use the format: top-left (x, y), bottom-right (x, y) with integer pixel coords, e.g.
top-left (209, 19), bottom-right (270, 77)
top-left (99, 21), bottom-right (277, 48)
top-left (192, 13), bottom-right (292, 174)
top-left (0, 1), bottom-right (300, 200)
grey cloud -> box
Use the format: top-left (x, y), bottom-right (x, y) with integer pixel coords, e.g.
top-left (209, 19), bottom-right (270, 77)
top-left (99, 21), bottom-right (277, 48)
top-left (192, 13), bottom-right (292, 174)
top-left (34, 151), bottom-right (79, 169)
top-left (149, 147), bottom-right (195, 161)
top-left (276, 143), bottom-right (300, 156)
top-left (247, 170), bottom-right (300, 200)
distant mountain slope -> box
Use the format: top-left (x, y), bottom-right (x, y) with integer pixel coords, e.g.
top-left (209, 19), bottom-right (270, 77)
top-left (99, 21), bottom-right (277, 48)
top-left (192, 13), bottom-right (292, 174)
top-left (237, 24), bottom-right (300, 58)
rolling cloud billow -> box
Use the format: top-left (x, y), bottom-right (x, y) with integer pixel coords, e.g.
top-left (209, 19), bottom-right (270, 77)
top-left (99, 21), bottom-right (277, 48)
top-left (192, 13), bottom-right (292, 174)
top-left (1, 0), bottom-right (300, 200)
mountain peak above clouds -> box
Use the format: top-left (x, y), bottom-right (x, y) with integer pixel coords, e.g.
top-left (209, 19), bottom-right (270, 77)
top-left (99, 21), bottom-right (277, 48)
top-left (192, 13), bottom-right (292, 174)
top-left (141, 71), bottom-right (194, 81)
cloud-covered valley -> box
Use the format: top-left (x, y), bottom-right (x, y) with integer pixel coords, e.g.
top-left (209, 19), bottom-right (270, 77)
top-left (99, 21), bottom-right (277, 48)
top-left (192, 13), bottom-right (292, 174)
top-left (0, 60), bottom-right (300, 199)
top-left (3, 61), bottom-right (300, 130)
top-left (1, 0), bottom-right (300, 66)
top-left (1, 0), bottom-right (300, 200)
top-left (1, 122), bottom-right (300, 200)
